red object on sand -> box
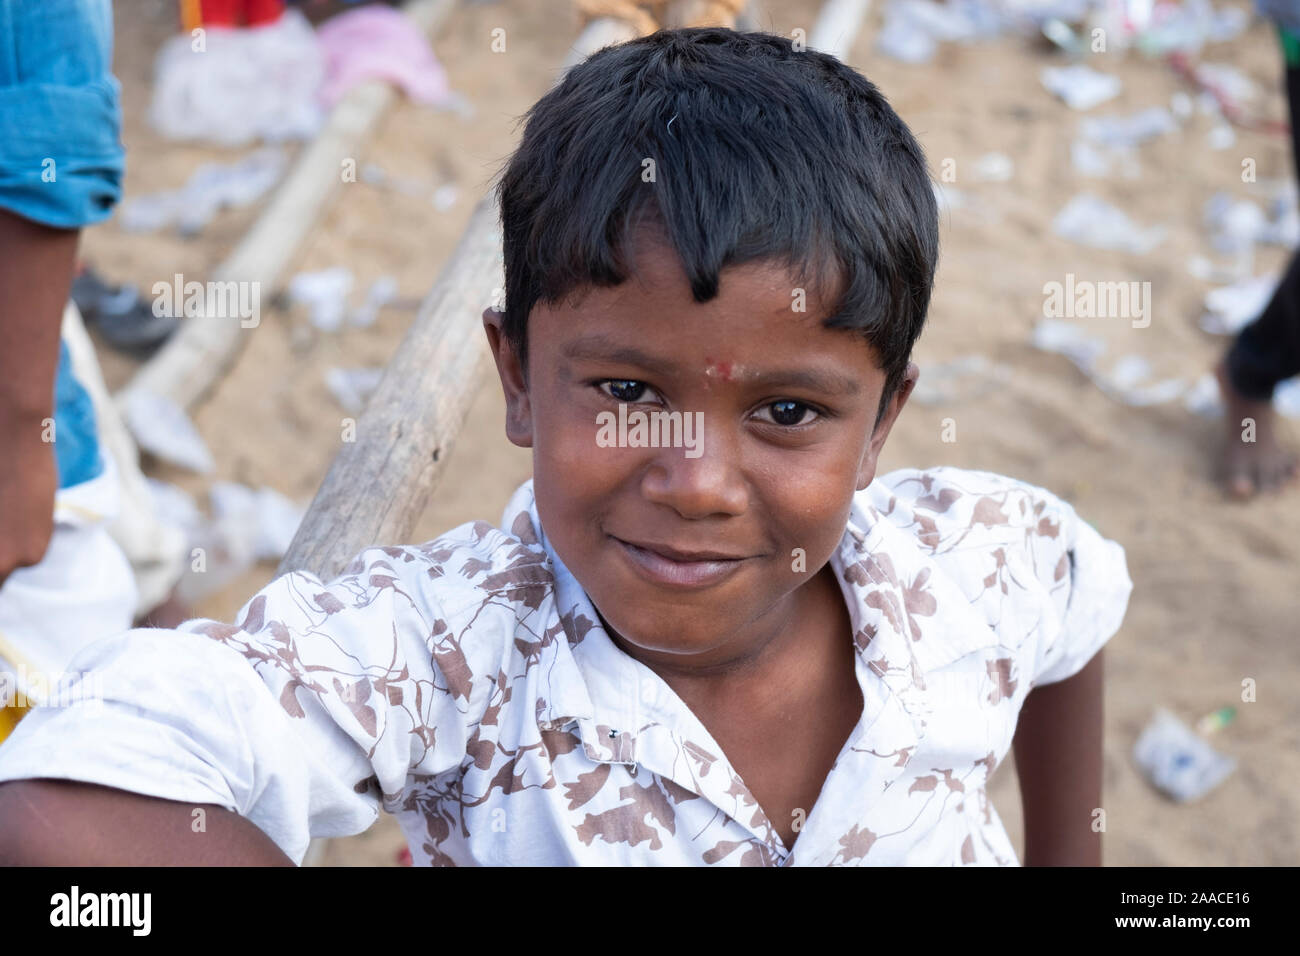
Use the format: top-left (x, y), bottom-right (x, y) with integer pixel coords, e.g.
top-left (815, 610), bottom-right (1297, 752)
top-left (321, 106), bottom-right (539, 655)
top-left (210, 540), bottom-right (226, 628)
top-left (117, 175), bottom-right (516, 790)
top-left (397, 846), bottom-right (412, 866)
top-left (197, 0), bottom-right (238, 25)
top-left (194, 0), bottom-right (284, 27)
top-left (244, 0), bottom-right (285, 26)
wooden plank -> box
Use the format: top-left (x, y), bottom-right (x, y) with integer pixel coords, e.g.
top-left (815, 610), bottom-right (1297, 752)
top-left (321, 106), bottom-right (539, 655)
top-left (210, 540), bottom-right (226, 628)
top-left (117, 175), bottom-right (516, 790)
top-left (119, 0), bottom-right (457, 415)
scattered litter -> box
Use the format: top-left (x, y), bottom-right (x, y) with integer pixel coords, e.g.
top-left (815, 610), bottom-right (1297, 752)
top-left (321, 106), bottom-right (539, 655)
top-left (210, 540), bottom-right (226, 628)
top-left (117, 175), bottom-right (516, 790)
top-left (149, 8), bottom-right (325, 146)
top-left (1187, 253), bottom-right (1254, 285)
top-left (210, 482), bottom-right (306, 563)
top-left (1041, 17), bottom-right (1085, 56)
top-left (1196, 188), bottom-right (1298, 285)
top-left (120, 148), bottom-right (288, 236)
top-left (1171, 54), bottom-right (1283, 135)
top-left (325, 366), bottom-right (385, 413)
top-left (911, 355), bottom-right (1011, 405)
top-left (876, 0), bottom-right (980, 64)
top-left (1183, 372), bottom-right (1223, 417)
top-left (1070, 106), bottom-right (1176, 178)
top-left (1195, 63), bottom-right (1259, 110)
top-left (1040, 64), bottom-right (1121, 111)
top-left (1169, 90), bottom-right (1194, 119)
top-left (933, 181), bottom-right (967, 214)
top-left (361, 163), bottom-right (424, 196)
top-left (432, 183), bottom-right (460, 211)
top-left (1200, 274), bottom-right (1278, 335)
top-left (352, 276), bottom-right (399, 328)
top-left (1130, 0), bottom-right (1249, 57)
top-left (1207, 123), bottom-right (1235, 150)
top-left (1079, 107), bottom-right (1177, 149)
top-left (1276, 378), bottom-right (1300, 419)
top-left (163, 481), bottom-right (305, 603)
top-left (972, 151), bottom-right (1014, 182)
top-left (1133, 708), bottom-right (1236, 802)
top-left (1032, 319), bottom-right (1186, 406)
top-left (145, 479), bottom-right (205, 540)
top-left (361, 162), bottom-right (460, 209)
top-left (288, 267), bottom-right (354, 332)
top-left (316, 4), bottom-right (467, 114)
top-left (1196, 706), bottom-right (1237, 735)
top-left (1204, 192), bottom-right (1267, 256)
top-left (1052, 193), bottom-right (1167, 254)
top-left (1070, 139), bottom-right (1140, 178)
top-left (122, 389), bottom-right (215, 474)
top-left (1259, 181), bottom-right (1300, 247)
top-left (1033, 317), bottom-right (1105, 369)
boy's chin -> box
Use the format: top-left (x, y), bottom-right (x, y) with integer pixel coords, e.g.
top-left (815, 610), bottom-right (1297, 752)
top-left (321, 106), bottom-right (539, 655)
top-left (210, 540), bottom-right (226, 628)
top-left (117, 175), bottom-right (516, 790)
top-left (593, 601), bottom-right (749, 659)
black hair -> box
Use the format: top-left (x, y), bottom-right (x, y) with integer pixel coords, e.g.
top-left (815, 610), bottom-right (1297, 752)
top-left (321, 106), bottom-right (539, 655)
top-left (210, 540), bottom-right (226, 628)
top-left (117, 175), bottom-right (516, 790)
top-left (494, 27), bottom-right (939, 425)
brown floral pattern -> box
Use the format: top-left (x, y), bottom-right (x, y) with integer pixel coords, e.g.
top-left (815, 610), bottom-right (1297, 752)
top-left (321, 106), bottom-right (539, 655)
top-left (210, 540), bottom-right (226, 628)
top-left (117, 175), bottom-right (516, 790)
top-left (0, 467), bottom-right (1131, 866)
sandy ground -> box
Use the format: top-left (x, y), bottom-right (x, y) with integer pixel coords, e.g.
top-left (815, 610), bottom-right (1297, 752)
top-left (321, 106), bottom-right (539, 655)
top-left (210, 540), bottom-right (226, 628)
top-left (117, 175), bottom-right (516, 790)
top-left (86, 0), bottom-right (1298, 866)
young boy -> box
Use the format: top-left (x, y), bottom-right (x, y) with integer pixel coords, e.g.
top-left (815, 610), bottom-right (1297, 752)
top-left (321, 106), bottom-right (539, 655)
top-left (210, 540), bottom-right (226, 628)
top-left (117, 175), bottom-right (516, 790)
top-left (0, 27), bottom-right (1131, 866)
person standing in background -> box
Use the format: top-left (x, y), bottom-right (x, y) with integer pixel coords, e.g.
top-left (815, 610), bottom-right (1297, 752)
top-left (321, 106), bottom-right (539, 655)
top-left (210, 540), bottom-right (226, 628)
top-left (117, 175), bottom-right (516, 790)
top-left (0, 0), bottom-right (136, 736)
top-left (1218, 0), bottom-right (1300, 498)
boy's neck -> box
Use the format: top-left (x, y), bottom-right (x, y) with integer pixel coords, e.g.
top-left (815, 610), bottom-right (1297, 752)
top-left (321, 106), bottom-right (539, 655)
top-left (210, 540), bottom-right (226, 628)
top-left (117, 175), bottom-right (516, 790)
top-left (598, 562), bottom-right (852, 712)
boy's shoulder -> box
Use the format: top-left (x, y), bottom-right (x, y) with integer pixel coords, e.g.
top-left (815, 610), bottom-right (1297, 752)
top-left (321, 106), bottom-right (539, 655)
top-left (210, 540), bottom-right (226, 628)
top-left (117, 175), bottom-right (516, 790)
top-left (864, 464), bottom-right (1080, 552)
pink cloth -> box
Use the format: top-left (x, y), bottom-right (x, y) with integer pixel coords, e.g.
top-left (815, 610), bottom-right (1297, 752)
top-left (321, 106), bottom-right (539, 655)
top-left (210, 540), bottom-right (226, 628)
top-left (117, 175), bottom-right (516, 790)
top-left (315, 4), bottom-right (451, 108)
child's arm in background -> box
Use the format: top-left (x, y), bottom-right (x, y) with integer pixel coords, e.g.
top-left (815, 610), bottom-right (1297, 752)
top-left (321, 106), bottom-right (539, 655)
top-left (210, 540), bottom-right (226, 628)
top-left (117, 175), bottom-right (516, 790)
top-left (0, 210), bottom-right (77, 588)
top-left (0, 780), bottom-right (293, 865)
top-left (1012, 649), bottom-right (1105, 867)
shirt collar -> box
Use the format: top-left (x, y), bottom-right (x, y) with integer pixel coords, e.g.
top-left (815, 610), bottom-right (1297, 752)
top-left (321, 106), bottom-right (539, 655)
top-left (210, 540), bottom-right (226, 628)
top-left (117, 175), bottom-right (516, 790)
top-left (499, 479), bottom-right (933, 771)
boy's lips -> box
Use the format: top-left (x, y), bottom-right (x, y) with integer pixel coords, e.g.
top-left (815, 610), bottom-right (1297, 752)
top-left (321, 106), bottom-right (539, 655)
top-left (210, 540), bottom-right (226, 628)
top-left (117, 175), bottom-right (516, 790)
top-left (610, 535), bottom-right (751, 589)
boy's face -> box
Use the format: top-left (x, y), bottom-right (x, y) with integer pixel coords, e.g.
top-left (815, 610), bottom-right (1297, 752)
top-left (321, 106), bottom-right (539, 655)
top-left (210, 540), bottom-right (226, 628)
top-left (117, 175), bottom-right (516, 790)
top-left (482, 232), bottom-right (916, 674)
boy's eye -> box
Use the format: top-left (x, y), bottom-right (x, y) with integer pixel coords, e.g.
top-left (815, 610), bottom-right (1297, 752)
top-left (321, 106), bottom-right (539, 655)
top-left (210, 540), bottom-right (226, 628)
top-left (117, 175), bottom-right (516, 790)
top-left (599, 379), bottom-right (651, 402)
top-left (757, 400), bottom-right (818, 427)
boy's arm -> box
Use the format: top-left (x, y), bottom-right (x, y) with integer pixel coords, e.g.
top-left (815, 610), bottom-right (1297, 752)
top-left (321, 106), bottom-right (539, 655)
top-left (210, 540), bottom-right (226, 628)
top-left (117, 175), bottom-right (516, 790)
top-left (0, 210), bottom-right (79, 587)
top-left (0, 780), bottom-right (292, 866)
top-left (1012, 649), bottom-right (1104, 867)
top-left (0, 541), bottom-right (489, 864)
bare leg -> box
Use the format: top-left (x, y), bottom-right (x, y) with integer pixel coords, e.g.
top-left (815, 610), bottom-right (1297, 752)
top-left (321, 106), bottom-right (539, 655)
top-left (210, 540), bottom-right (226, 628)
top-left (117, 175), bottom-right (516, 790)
top-left (1216, 358), bottom-right (1299, 499)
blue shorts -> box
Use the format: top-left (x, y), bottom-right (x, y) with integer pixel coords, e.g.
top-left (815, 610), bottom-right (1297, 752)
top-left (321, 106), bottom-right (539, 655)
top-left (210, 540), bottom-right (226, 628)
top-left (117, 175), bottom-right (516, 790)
top-left (0, 0), bottom-right (126, 489)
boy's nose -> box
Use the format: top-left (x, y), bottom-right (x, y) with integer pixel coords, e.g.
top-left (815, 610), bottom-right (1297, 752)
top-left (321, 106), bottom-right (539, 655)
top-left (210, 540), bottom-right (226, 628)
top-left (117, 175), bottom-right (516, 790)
top-left (639, 428), bottom-right (747, 519)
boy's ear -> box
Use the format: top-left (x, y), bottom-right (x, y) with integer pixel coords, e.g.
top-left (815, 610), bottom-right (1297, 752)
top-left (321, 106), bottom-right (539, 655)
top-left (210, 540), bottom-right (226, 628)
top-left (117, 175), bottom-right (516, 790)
top-left (481, 307), bottom-right (534, 449)
top-left (856, 361), bottom-right (919, 491)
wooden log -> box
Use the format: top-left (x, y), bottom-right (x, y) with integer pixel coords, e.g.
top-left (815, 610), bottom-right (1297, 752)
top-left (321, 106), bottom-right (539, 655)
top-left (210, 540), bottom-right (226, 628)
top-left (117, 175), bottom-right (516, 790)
top-left (118, 0), bottom-right (457, 415)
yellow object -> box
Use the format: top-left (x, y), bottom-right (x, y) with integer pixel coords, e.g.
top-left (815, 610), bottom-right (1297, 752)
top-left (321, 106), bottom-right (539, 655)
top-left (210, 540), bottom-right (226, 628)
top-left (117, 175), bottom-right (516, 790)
top-left (0, 700), bottom-right (30, 745)
top-left (0, 628), bottom-right (40, 745)
top-left (575, 0), bottom-right (747, 36)
top-left (179, 0), bottom-right (203, 33)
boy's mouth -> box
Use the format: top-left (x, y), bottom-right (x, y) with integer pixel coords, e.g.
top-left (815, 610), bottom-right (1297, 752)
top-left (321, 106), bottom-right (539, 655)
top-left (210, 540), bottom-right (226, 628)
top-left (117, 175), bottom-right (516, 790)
top-left (609, 535), bottom-right (750, 589)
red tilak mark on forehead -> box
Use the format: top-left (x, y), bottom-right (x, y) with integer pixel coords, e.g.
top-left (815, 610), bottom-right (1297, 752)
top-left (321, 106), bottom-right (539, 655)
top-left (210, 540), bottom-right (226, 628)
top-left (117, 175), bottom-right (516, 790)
top-left (703, 357), bottom-right (734, 383)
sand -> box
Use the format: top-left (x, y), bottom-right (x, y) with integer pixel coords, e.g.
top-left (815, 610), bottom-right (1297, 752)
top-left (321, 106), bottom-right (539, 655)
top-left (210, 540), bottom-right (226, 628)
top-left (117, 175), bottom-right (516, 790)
top-left (87, 0), bottom-right (1298, 866)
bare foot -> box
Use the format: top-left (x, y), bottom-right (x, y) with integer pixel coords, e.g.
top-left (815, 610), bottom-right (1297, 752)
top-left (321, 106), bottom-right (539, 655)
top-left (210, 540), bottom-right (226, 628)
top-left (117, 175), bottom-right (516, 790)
top-left (1215, 359), bottom-right (1299, 500)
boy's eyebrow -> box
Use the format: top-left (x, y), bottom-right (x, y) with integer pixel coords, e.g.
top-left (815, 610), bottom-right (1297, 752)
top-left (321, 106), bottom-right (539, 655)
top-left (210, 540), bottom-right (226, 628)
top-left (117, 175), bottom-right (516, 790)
top-left (561, 336), bottom-right (677, 378)
top-left (560, 335), bottom-right (863, 395)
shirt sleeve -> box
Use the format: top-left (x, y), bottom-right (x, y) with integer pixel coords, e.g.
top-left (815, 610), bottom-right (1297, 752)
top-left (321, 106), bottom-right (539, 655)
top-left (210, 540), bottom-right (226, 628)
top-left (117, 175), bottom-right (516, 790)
top-left (1019, 483), bottom-right (1133, 688)
top-left (0, 0), bottom-right (124, 227)
top-left (0, 544), bottom-right (493, 864)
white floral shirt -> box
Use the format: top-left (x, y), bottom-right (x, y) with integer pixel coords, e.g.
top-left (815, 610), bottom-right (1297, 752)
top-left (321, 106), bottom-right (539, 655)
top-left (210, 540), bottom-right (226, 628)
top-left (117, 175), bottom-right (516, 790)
top-left (0, 467), bottom-right (1131, 866)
